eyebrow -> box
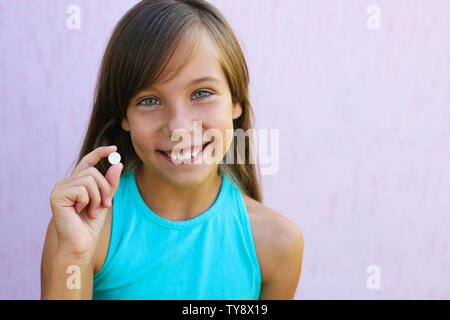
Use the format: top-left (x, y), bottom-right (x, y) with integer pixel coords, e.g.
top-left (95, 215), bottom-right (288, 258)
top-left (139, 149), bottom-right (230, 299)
top-left (188, 76), bottom-right (221, 85)
top-left (144, 76), bottom-right (221, 91)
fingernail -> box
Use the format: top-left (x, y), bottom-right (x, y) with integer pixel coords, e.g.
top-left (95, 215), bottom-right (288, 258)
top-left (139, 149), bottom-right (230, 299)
top-left (107, 198), bottom-right (112, 206)
top-left (95, 209), bottom-right (100, 217)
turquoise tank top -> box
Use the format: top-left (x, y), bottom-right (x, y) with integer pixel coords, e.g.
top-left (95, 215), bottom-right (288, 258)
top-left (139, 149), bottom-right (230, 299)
top-left (92, 170), bottom-right (262, 300)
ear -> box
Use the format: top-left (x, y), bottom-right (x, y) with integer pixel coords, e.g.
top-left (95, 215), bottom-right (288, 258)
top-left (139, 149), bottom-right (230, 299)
top-left (232, 102), bottom-right (243, 120)
top-left (121, 118), bottom-right (130, 132)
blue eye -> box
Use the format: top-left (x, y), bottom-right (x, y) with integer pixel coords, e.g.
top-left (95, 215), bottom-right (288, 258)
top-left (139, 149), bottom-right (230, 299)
top-left (193, 90), bottom-right (212, 99)
top-left (139, 97), bottom-right (160, 106)
top-left (138, 90), bottom-right (212, 107)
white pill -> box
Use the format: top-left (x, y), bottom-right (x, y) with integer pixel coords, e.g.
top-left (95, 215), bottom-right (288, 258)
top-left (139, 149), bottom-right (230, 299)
top-left (108, 152), bottom-right (121, 165)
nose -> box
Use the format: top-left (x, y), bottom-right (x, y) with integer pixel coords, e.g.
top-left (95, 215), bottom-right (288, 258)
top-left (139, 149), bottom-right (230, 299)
top-left (164, 103), bottom-right (196, 139)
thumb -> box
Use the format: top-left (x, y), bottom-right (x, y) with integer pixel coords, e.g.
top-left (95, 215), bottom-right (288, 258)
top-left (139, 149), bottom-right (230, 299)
top-left (105, 162), bottom-right (123, 199)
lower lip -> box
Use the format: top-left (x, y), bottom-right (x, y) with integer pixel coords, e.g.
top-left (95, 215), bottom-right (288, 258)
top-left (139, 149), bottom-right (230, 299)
top-left (157, 142), bottom-right (212, 166)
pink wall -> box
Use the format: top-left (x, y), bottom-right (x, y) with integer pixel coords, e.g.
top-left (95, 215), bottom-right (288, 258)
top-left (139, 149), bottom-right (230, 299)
top-left (1, 0), bottom-right (449, 299)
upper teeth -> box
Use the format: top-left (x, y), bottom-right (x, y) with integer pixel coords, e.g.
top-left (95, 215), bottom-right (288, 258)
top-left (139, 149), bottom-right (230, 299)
top-left (169, 147), bottom-right (201, 161)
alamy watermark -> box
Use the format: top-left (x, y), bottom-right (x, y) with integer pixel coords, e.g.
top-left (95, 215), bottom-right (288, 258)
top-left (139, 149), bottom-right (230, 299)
top-left (168, 121), bottom-right (279, 175)
top-left (66, 265), bottom-right (81, 290)
top-left (366, 5), bottom-right (381, 30)
top-left (366, 264), bottom-right (381, 290)
top-left (66, 5), bottom-right (81, 30)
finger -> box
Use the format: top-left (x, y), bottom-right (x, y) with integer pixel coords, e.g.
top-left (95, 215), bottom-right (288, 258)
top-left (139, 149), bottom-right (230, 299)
top-left (74, 186), bottom-right (89, 215)
top-left (105, 162), bottom-right (124, 200)
top-left (68, 186), bottom-right (89, 215)
top-left (72, 145), bottom-right (117, 177)
top-left (50, 184), bottom-right (88, 215)
top-left (73, 175), bottom-right (102, 219)
top-left (71, 167), bottom-right (113, 208)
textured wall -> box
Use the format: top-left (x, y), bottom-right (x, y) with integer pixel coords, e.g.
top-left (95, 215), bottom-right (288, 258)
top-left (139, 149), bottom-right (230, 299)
top-left (0, 0), bottom-right (449, 299)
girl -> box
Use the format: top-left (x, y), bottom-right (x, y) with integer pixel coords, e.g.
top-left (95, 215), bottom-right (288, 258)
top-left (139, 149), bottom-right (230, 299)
top-left (41, 0), bottom-right (304, 300)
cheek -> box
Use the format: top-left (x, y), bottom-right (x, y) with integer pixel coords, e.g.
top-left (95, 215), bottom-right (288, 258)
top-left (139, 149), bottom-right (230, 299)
top-left (128, 118), bottom-right (159, 152)
top-left (201, 104), bottom-right (235, 148)
top-left (202, 118), bottom-right (234, 157)
top-left (200, 102), bottom-right (233, 128)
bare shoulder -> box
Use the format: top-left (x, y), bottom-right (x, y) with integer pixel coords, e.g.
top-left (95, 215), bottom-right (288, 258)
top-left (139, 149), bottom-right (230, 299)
top-left (242, 194), bottom-right (304, 288)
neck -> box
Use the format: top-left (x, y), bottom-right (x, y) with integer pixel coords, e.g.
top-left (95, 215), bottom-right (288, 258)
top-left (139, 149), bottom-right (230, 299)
top-left (134, 165), bottom-right (223, 221)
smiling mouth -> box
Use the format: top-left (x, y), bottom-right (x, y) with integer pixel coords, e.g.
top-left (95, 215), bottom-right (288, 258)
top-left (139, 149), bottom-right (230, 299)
top-left (156, 141), bottom-right (212, 163)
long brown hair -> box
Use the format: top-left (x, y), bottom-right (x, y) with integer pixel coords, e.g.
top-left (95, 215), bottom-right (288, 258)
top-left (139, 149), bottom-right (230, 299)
top-left (74, 0), bottom-right (262, 202)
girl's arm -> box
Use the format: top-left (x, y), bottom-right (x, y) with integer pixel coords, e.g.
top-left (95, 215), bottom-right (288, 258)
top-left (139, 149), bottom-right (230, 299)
top-left (41, 146), bottom-right (122, 299)
top-left (259, 223), bottom-right (304, 299)
top-left (41, 218), bottom-right (95, 299)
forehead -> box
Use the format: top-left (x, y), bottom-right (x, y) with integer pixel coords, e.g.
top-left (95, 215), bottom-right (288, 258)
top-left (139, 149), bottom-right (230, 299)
top-left (150, 35), bottom-right (226, 89)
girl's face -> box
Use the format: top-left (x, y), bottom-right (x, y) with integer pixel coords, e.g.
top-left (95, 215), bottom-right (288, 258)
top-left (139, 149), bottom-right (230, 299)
top-left (121, 36), bottom-right (242, 186)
